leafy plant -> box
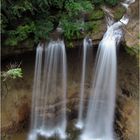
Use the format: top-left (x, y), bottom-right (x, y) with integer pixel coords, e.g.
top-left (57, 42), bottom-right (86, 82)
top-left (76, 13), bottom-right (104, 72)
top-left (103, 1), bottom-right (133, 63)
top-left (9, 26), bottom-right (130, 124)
top-left (60, 1), bottom-right (93, 39)
top-left (1, 68), bottom-right (23, 81)
top-left (1, 0), bottom-right (120, 46)
top-left (1, 64), bottom-right (23, 99)
top-left (65, 1), bottom-right (93, 17)
top-left (12, 0), bottom-right (33, 18)
top-left (92, 0), bottom-right (119, 5)
top-left (5, 22), bottom-right (35, 46)
top-left (89, 10), bottom-right (104, 20)
top-left (6, 68), bottom-right (23, 79)
top-left (34, 20), bottom-right (53, 42)
top-left (60, 18), bottom-right (85, 39)
top-left (105, 0), bottom-right (119, 6)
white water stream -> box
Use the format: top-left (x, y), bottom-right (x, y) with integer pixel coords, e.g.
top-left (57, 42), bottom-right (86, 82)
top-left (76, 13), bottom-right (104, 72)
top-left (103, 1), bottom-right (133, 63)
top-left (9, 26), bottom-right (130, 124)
top-left (28, 40), bottom-right (67, 140)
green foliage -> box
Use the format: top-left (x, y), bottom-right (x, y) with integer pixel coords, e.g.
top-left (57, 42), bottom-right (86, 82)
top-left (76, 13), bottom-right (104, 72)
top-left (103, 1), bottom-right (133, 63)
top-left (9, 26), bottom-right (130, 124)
top-left (92, 0), bottom-right (119, 5)
top-left (33, 0), bottom-right (65, 11)
top-left (5, 22), bottom-right (35, 46)
top-left (1, 14), bottom-right (8, 34)
top-left (2, 0), bottom-right (119, 46)
top-left (125, 45), bottom-right (140, 58)
top-left (105, 0), bottom-right (119, 6)
top-left (138, 34), bottom-right (140, 39)
top-left (34, 20), bottom-right (53, 42)
top-left (114, 7), bottom-right (125, 19)
top-left (60, 18), bottom-right (84, 39)
top-left (92, 0), bottom-right (104, 4)
top-left (7, 68), bottom-right (23, 79)
top-left (89, 10), bottom-right (104, 20)
top-left (12, 0), bottom-right (33, 18)
top-left (1, 68), bottom-right (23, 81)
top-left (60, 1), bottom-right (93, 39)
top-left (68, 42), bottom-right (74, 48)
top-left (85, 20), bottom-right (102, 33)
top-left (66, 1), bottom-right (93, 17)
top-left (1, 67), bottom-right (23, 99)
top-left (1, 0), bottom-right (33, 23)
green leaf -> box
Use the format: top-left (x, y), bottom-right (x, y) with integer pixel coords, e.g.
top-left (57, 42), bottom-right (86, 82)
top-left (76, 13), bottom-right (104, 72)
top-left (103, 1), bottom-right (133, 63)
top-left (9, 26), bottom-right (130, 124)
top-left (7, 68), bottom-right (23, 79)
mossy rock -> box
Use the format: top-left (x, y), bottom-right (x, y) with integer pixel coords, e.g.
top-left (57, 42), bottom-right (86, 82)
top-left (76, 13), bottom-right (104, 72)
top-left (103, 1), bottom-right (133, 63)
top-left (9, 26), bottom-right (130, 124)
top-left (92, 20), bottom-right (103, 33)
top-left (113, 6), bottom-right (126, 20)
top-left (85, 20), bottom-right (102, 33)
top-left (88, 9), bottom-right (104, 20)
top-left (125, 45), bottom-right (140, 58)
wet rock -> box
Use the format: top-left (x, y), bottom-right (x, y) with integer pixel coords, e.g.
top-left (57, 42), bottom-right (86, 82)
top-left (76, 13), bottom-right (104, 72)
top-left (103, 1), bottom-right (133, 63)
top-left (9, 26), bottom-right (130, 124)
top-left (124, 0), bottom-right (139, 56)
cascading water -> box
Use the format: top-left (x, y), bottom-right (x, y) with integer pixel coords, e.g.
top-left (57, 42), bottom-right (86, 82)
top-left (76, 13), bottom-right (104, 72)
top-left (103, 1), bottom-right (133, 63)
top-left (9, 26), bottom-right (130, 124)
top-left (28, 43), bottom-right (43, 140)
top-left (80, 1), bottom-right (134, 140)
top-left (28, 40), bottom-right (67, 140)
top-left (27, 0), bottom-right (134, 140)
top-left (80, 27), bottom-right (118, 140)
top-left (75, 37), bottom-right (92, 129)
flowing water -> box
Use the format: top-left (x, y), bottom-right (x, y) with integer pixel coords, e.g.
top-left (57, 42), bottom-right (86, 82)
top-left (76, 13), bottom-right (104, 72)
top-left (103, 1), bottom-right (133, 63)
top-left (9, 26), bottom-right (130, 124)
top-left (28, 40), bottom-right (67, 140)
top-left (27, 1), bottom-right (135, 140)
top-left (81, 27), bottom-right (118, 140)
top-left (80, 0), bottom-right (135, 140)
top-left (75, 37), bottom-right (92, 129)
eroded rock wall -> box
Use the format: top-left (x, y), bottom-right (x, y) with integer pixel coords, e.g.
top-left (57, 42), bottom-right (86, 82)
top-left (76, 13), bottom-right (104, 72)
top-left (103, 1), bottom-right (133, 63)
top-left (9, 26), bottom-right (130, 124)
top-left (1, 46), bottom-right (139, 140)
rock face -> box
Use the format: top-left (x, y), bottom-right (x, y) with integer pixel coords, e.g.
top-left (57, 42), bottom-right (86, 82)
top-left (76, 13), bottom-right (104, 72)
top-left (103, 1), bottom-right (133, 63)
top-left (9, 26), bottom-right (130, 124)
top-left (1, 95), bottom-right (30, 134)
top-left (125, 20), bottom-right (139, 47)
top-left (115, 95), bottom-right (139, 140)
top-left (1, 39), bottom-right (34, 60)
top-left (117, 0), bottom-right (139, 48)
top-left (115, 49), bottom-right (139, 140)
top-left (1, 46), bottom-right (139, 140)
top-left (124, 0), bottom-right (139, 55)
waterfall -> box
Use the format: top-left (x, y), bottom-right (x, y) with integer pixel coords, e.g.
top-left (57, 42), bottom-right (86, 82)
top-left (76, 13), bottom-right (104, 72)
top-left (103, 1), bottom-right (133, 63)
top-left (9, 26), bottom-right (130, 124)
top-left (28, 44), bottom-right (43, 140)
top-left (27, 0), bottom-right (135, 139)
top-left (75, 37), bottom-right (92, 129)
top-left (80, 0), bottom-right (134, 139)
top-left (80, 27), bottom-right (118, 140)
top-left (28, 40), bottom-right (67, 140)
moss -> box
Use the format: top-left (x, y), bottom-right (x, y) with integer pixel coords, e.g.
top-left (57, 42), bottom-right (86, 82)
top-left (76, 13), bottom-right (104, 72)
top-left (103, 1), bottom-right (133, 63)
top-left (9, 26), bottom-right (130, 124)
top-left (86, 20), bottom-right (102, 34)
top-left (93, 20), bottom-right (102, 33)
top-left (138, 34), bottom-right (140, 39)
top-left (125, 45), bottom-right (140, 58)
top-left (85, 20), bottom-right (102, 32)
top-left (114, 7), bottom-right (125, 20)
top-left (89, 9), bottom-right (104, 20)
